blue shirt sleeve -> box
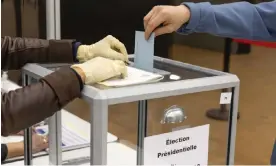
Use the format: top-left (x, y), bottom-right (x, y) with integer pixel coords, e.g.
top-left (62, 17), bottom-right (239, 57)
top-left (271, 140), bottom-right (276, 165)
top-left (177, 1), bottom-right (276, 42)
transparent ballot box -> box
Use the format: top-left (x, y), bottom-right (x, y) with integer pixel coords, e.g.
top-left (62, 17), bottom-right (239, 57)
top-left (21, 55), bottom-right (240, 165)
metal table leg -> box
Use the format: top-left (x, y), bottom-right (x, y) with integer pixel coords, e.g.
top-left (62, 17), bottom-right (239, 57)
top-left (226, 86), bottom-right (239, 165)
top-left (137, 100), bottom-right (148, 165)
top-left (90, 99), bottom-right (108, 165)
top-left (46, 0), bottom-right (62, 164)
top-left (206, 38), bottom-right (241, 121)
top-left (48, 112), bottom-right (62, 165)
top-left (23, 128), bottom-right (33, 165)
top-left (23, 74), bottom-right (33, 165)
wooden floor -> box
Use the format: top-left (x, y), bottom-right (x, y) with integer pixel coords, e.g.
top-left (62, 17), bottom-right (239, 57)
top-left (65, 44), bottom-right (276, 165)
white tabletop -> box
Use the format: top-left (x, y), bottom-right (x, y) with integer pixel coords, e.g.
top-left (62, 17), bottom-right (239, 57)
top-left (2, 79), bottom-right (137, 165)
top-left (5, 143), bottom-right (137, 165)
top-left (2, 110), bottom-right (137, 165)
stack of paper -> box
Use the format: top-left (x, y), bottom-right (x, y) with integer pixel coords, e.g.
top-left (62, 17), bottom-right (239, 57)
top-left (99, 66), bottom-right (164, 87)
top-left (35, 125), bottom-right (89, 151)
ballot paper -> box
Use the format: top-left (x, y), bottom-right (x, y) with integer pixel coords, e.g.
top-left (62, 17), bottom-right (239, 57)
top-left (134, 31), bottom-right (155, 72)
top-left (35, 125), bottom-right (89, 151)
top-left (99, 66), bottom-right (164, 87)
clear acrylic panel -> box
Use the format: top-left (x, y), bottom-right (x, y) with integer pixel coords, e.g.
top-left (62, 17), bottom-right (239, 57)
top-left (20, 54), bottom-right (238, 165)
top-left (147, 92), bottom-right (229, 165)
top-left (108, 91), bottom-right (230, 165)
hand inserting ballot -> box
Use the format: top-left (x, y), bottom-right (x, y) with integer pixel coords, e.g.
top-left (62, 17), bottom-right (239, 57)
top-left (76, 35), bottom-right (128, 63)
top-left (144, 5), bottom-right (190, 40)
top-left (71, 57), bottom-right (127, 85)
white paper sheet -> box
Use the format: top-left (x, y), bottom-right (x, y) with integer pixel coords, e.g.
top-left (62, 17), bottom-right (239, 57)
top-left (35, 125), bottom-right (89, 148)
top-left (134, 31), bottom-right (155, 72)
top-left (99, 66), bottom-right (164, 87)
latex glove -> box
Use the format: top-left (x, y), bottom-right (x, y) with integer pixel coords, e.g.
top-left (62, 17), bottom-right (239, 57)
top-left (71, 57), bottom-right (127, 85)
top-left (77, 35), bottom-right (128, 63)
top-left (144, 5), bottom-right (190, 39)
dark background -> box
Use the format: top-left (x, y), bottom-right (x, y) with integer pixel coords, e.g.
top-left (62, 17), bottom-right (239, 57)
top-left (2, 0), bottom-right (264, 57)
top-left (2, 0), bottom-right (264, 82)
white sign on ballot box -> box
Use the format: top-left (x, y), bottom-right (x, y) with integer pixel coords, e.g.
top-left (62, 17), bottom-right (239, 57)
top-left (144, 124), bottom-right (209, 165)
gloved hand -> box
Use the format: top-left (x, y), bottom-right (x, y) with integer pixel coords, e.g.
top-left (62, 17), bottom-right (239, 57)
top-left (71, 57), bottom-right (127, 85)
top-left (77, 35), bottom-right (128, 63)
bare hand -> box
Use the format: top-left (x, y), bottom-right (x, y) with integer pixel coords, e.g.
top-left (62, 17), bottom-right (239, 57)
top-left (15, 127), bottom-right (36, 136)
top-left (32, 134), bottom-right (49, 153)
top-left (144, 5), bottom-right (191, 39)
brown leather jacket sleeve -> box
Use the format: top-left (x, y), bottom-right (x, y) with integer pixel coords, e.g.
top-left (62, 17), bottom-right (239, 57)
top-left (1, 36), bottom-right (82, 136)
top-left (1, 68), bottom-right (81, 136)
top-left (1, 36), bottom-right (75, 70)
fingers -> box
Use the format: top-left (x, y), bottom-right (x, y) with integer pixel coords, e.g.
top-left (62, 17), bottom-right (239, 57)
top-left (144, 7), bottom-right (156, 28)
top-left (42, 136), bottom-right (48, 144)
top-left (113, 42), bottom-right (128, 57)
top-left (40, 142), bottom-right (49, 151)
top-left (35, 135), bottom-right (49, 152)
top-left (144, 6), bottom-right (166, 39)
top-left (106, 49), bottom-right (128, 62)
top-left (154, 25), bottom-right (175, 37)
top-left (35, 135), bottom-right (48, 144)
top-left (114, 60), bottom-right (128, 78)
top-left (104, 35), bottom-right (128, 60)
top-left (32, 134), bottom-right (48, 150)
top-left (146, 14), bottom-right (165, 38)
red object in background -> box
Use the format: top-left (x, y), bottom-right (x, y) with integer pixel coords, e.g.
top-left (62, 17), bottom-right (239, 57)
top-left (233, 39), bottom-right (276, 48)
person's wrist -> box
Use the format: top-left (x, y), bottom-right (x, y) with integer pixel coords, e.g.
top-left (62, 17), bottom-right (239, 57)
top-left (71, 66), bottom-right (86, 83)
top-left (8, 142), bottom-right (24, 149)
top-left (76, 45), bottom-right (94, 63)
top-left (6, 142), bottom-right (24, 159)
top-left (18, 142), bottom-right (24, 149)
top-left (177, 4), bottom-right (191, 25)
top-left (73, 42), bottom-right (82, 62)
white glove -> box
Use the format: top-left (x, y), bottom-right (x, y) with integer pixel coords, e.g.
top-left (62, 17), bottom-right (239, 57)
top-left (71, 57), bottom-right (127, 85)
top-left (77, 35), bottom-right (128, 63)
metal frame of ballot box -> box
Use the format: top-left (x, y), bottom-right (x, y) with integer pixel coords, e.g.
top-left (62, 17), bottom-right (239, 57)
top-left (22, 0), bottom-right (62, 165)
top-left (22, 55), bottom-right (240, 165)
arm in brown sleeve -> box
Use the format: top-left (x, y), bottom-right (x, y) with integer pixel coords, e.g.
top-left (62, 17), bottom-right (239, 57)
top-left (1, 36), bottom-right (75, 70)
top-left (1, 68), bottom-right (81, 136)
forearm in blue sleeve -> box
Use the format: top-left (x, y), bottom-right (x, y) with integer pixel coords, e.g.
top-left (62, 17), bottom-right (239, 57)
top-left (177, 1), bottom-right (276, 41)
top-left (271, 140), bottom-right (276, 165)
